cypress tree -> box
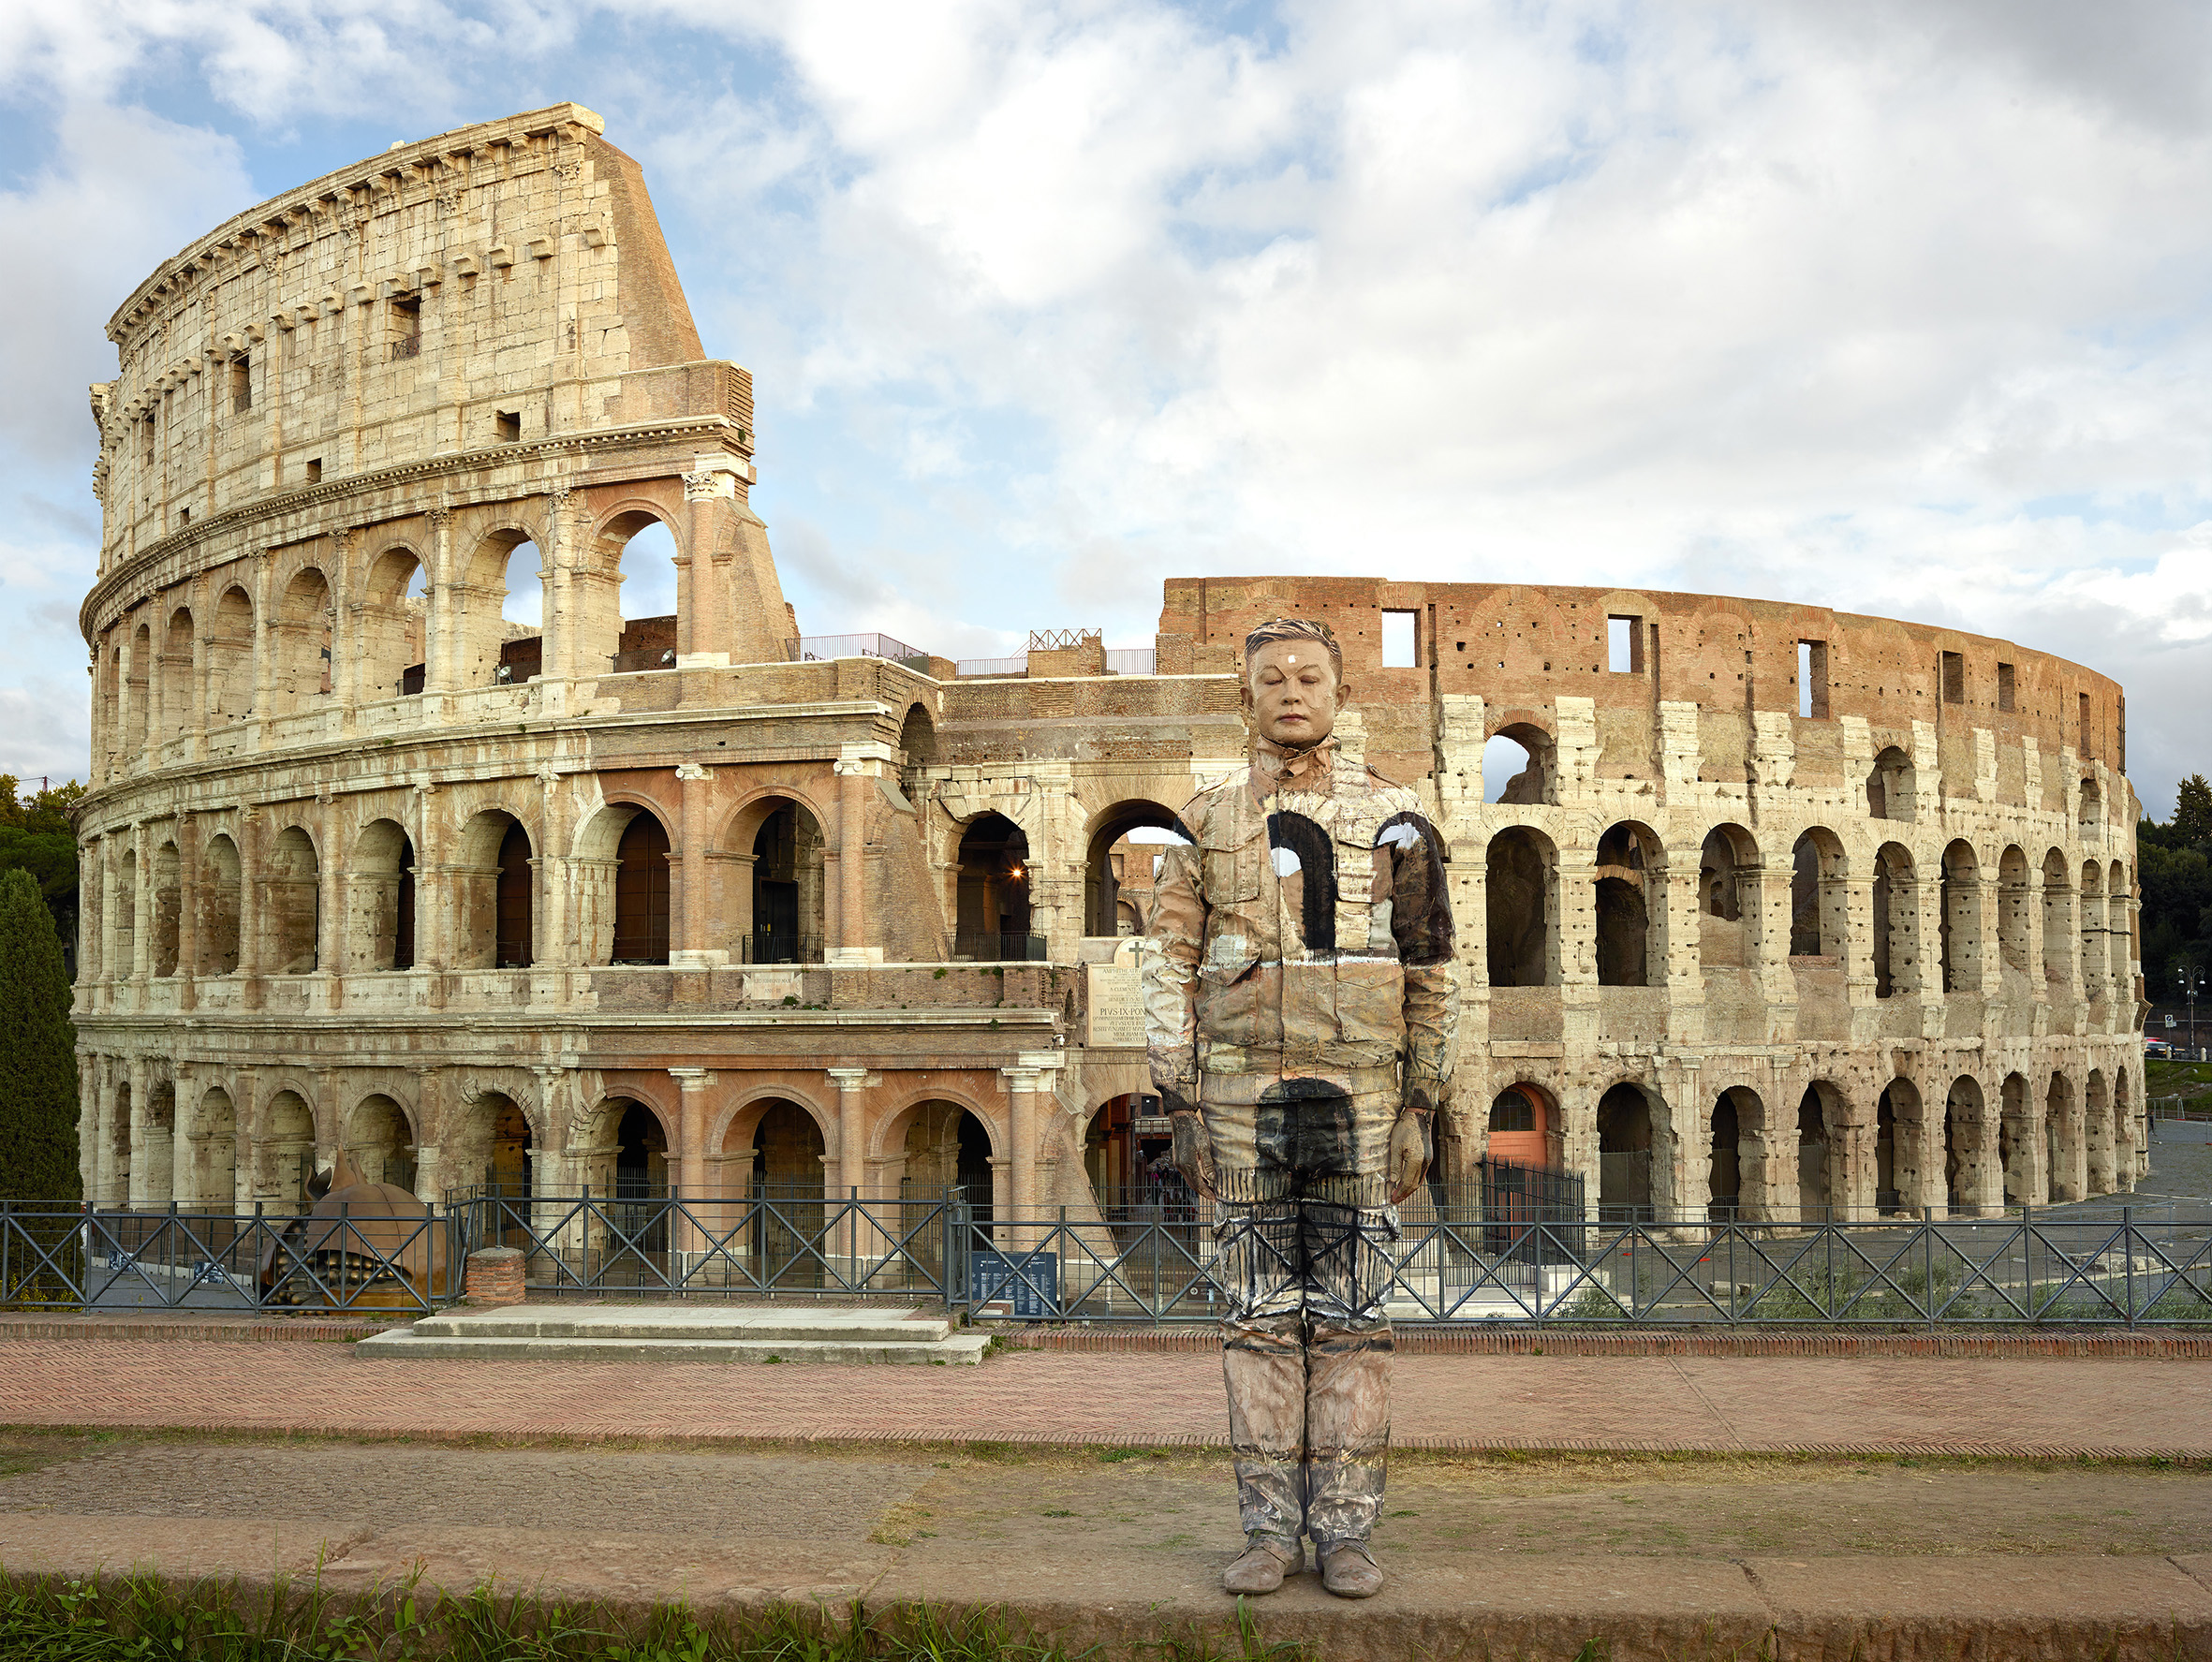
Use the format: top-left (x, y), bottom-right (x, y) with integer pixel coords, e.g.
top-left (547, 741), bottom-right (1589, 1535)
top-left (0, 866), bottom-right (80, 1201)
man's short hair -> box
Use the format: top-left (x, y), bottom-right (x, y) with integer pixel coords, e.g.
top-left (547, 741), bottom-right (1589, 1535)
top-left (1244, 616), bottom-right (1343, 678)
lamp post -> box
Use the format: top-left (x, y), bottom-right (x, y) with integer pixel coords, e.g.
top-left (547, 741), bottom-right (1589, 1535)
top-left (2179, 963), bottom-right (2204, 1063)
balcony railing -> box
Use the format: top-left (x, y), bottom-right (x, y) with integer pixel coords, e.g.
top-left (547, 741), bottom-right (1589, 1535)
top-left (738, 930), bottom-right (824, 964)
top-left (785, 633), bottom-right (928, 666)
top-left (952, 932), bottom-right (1047, 962)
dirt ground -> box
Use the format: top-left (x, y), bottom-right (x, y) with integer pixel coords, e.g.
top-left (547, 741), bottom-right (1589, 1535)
top-left (0, 1431), bottom-right (2203, 1565)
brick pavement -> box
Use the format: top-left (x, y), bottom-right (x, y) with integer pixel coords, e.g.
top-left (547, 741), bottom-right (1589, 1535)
top-left (0, 1339), bottom-right (2205, 1458)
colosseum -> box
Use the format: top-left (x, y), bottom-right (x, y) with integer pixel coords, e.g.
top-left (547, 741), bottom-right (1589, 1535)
top-left (70, 104), bottom-right (2148, 1255)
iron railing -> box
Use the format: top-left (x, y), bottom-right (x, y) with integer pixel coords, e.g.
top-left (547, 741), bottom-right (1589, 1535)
top-left (785, 633), bottom-right (929, 667)
top-left (0, 1201), bottom-right (459, 1314)
top-left (951, 932), bottom-right (1047, 962)
top-left (1103, 648), bottom-right (1158, 675)
top-left (736, 929), bottom-right (824, 964)
top-left (954, 655), bottom-right (1027, 677)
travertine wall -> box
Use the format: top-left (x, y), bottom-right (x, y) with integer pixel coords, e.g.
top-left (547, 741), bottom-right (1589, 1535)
top-left (69, 111), bottom-right (2146, 1235)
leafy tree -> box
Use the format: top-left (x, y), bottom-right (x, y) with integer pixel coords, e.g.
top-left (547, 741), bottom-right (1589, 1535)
top-left (2141, 777), bottom-right (2212, 1002)
top-left (2175, 773), bottom-right (2212, 852)
top-left (0, 867), bottom-right (80, 1201)
top-left (0, 774), bottom-right (82, 949)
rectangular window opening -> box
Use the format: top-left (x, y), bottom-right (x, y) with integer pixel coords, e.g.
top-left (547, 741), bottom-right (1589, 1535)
top-left (1997, 661), bottom-right (2015, 712)
top-left (305, 457), bottom-right (322, 485)
top-left (229, 354), bottom-right (251, 414)
top-left (390, 295), bottom-right (420, 360)
top-left (2079, 691), bottom-right (2092, 756)
top-left (1797, 640), bottom-right (1829, 719)
top-left (140, 414), bottom-right (156, 464)
top-left (1939, 651), bottom-right (1964, 705)
top-left (1607, 615), bottom-right (1644, 674)
top-left (1380, 610), bottom-right (1419, 669)
top-left (495, 409), bottom-right (521, 443)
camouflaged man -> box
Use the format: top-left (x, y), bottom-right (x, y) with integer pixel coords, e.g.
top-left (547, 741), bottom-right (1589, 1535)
top-left (1142, 616), bottom-right (1460, 1599)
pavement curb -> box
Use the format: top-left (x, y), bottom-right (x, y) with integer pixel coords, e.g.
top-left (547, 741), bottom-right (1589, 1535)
top-left (0, 1316), bottom-right (392, 1345)
top-left (1005, 1325), bottom-right (2212, 1358)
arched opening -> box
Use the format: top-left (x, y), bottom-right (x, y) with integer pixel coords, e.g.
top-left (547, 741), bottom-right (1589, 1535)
top-left (2114, 1067), bottom-right (2135, 1188)
top-left (185, 1087), bottom-right (236, 1210)
top-left (141, 1081), bottom-right (176, 1206)
top-left (2107, 860), bottom-right (2131, 997)
top-left (267, 826), bottom-right (319, 974)
top-left (1597, 1082), bottom-right (1655, 1222)
top-left (274, 568), bottom-right (332, 713)
top-left (1880, 1079), bottom-right (1926, 1213)
top-left (2045, 1072), bottom-right (2075, 1202)
top-left (199, 833), bottom-right (242, 975)
top-left (2041, 849), bottom-right (2073, 988)
top-left (1485, 826), bottom-right (1555, 986)
top-left (151, 839), bottom-right (181, 977)
top-left (260, 1090), bottom-right (317, 1213)
top-left (1594, 822), bottom-right (1661, 987)
top-left (750, 1099), bottom-right (825, 1198)
top-left (490, 1097), bottom-right (533, 1198)
top-left (1708, 1089), bottom-right (1755, 1220)
top-left (2080, 861), bottom-right (2107, 1001)
top-left (2085, 1069), bottom-right (2112, 1195)
top-left (455, 811), bottom-right (533, 969)
top-left (745, 800), bottom-right (827, 963)
top-left (898, 701), bottom-right (937, 767)
top-left (1873, 843), bottom-right (1917, 998)
top-left (1866, 745), bottom-right (1915, 821)
top-left (2000, 1072), bottom-right (2031, 1207)
top-left (348, 819), bottom-right (415, 972)
top-left (1084, 1092), bottom-right (1172, 1212)
top-left (496, 541), bottom-right (544, 684)
top-left (589, 513), bottom-right (681, 675)
top-left (110, 1081), bottom-right (133, 1200)
top-left (346, 1095), bottom-right (418, 1195)
top-left (1875, 1086), bottom-right (1898, 1213)
top-left (1483, 724), bottom-right (1554, 804)
top-left (447, 1090), bottom-right (534, 1202)
top-left (2078, 776), bottom-right (2103, 840)
top-left (1796, 1084), bottom-right (1847, 1220)
top-left (1697, 825), bottom-right (1758, 968)
top-left (1944, 1075), bottom-right (1986, 1216)
top-left (160, 606), bottom-right (196, 739)
top-left (896, 1100), bottom-right (997, 1220)
top-left (1084, 802), bottom-right (1187, 937)
top-left (1939, 841), bottom-right (1982, 993)
top-left (361, 547), bottom-right (428, 701)
top-left (1485, 1084), bottom-right (1552, 1169)
top-left (1790, 830), bottom-right (1847, 959)
top-left (209, 585), bottom-right (254, 723)
top-left (612, 811), bottom-right (671, 963)
top-left (956, 813), bottom-right (1033, 960)
top-left (1997, 846), bottom-right (2031, 978)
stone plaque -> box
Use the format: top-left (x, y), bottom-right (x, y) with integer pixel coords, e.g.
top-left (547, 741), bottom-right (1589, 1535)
top-left (1085, 962), bottom-right (1145, 1049)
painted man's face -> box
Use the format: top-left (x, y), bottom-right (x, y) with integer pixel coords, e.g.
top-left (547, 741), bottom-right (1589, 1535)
top-left (1246, 639), bottom-right (1344, 748)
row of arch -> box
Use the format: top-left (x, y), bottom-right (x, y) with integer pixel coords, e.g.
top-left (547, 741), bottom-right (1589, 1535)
top-left (96, 506), bottom-right (685, 767)
top-left (1486, 1062), bottom-right (2143, 1221)
top-left (1486, 820), bottom-right (2133, 996)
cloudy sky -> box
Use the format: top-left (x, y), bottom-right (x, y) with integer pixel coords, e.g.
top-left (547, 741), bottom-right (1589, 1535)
top-left (3, 0), bottom-right (2209, 815)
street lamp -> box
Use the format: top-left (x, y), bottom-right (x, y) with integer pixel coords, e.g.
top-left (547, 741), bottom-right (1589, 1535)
top-left (2179, 963), bottom-right (2205, 1062)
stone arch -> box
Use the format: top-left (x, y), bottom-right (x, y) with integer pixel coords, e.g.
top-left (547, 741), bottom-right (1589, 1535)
top-left (724, 791), bottom-right (830, 963)
top-left (126, 620), bottom-right (152, 754)
top-left (1866, 744), bottom-right (1915, 821)
top-left (956, 812), bottom-right (1033, 959)
top-left (1790, 827), bottom-right (1848, 959)
top-left (199, 832), bottom-right (243, 975)
top-left (1795, 1081), bottom-right (1853, 1219)
top-left (455, 808), bottom-right (534, 969)
top-left (345, 1092), bottom-right (419, 1194)
top-left (1707, 1084), bottom-right (1763, 1220)
top-left (1483, 718), bottom-right (1555, 805)
top-left (879, 1094), bottom-right (1002, 1219)
top-left (2041, 848), bottom-right (2073, 986)
top-left (1997, 846), bottom-right (2031, 978)
top-left (1595, 1080), bottom-right (1668, 1221)
top-left (897, 700), bottom-right (938, 766)
top-left (1939, 840), bottom-right (1982, 993)
top-left (444, 1087), bottom-right (538, 1197)
top-left (1998, 1071), bottom-right (2033, 1206)
top-left (584, 504), bottom-right (686, 675)
top-left (575, 799), bottom-right (674, 965)
top-left (732, 1098), bottom-right (828, 1197)
top-left (1943, 1074), bottom-right (1991, 1216)
top-left (1485, 824), bottom-right (1556, 987)
top-left (273, 566), bottom-right (332, 713)
top-left (1083, 799), bottom-right (1189, 937)
top-left (347, 818), bottom-right (415, 972)
top-left (2105, 859), bottom-right (2131, 994)
top-left (184, 1086), bottom-right (237, 1209)
top-left (159, 602), bottom-right (196, 739)
top-left (2080, 860), bottom-right (2107, 1000)
top-left (140, 1075), bottom-right (176, 1205)
top-left (1872, 842), bottom-right (1919, 999)
top-left (1877, 1077), bottom-right (1928, 1213)
top-left (2045, 1070), bottom-right (2078, 1202)
top-left (2079, 775), bottom-right (2104, 839)
top-left (1594, 821), bottom-right (1663, 987)
top-left (264, 824), bottom-right (320, 974)
top-left (567, 1092), bottom-right (674, 1199)
top-left (360, 543), bottom-right (427, 702)
top-left (1485, 1081), bottom-right (1560, 1171)
top-left (459, 525), bottom-right (541, 686)
top-left (208, 584), bottom-right (255, 723)
top-left (258, 1087), bottom-right (317, 1212)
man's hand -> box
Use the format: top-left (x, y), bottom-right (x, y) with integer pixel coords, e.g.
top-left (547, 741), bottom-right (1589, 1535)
top-left (1388, 1081), bottom-right (1439, 1204)
top-left (1160, 1088), bottom-right (1218, 1200)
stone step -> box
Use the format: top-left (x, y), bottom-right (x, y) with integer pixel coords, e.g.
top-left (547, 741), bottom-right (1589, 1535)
top-left (403, 1305), bottom-right (955, 1346)
top-left (356, 1331), bottom-right (991, 1364)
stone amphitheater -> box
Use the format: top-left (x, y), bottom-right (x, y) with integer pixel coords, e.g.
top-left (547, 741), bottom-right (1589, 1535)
top-left (69, 104), bottom-right (2147, 1233)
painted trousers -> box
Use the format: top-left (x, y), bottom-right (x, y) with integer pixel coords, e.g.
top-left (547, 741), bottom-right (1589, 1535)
top-left (1204, 1080), bottom-right (1397, 1549)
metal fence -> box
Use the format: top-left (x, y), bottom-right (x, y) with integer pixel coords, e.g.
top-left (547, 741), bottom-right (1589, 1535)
top-left (951, 932), bottom-right (1048, 961)
top-left (786, 633), bottom-right (930, 666)
top-left (0, 1202), bottom-right (459, 1315)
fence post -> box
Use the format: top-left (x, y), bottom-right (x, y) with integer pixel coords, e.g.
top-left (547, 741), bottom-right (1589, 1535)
top-left (2124, 1206), bottom-right (2135, 1330)
top-left (1923, 1206), bottom-right (1935, 1331)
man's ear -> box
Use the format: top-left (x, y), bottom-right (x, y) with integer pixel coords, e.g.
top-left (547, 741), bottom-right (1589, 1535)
top-left (1335, 679), bottom-right (1351, 713)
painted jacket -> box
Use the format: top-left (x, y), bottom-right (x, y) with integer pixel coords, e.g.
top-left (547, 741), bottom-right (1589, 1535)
top-left (1142, 737), bottom-right (1460, 1102)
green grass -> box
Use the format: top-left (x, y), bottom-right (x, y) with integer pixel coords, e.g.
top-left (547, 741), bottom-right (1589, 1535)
top-left (0, 1572), bottom-right (1335, 1662)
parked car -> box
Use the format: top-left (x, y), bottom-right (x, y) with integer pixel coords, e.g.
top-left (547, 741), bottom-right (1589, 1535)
top-left (2145, 1039), bottom-right (2173, 1060)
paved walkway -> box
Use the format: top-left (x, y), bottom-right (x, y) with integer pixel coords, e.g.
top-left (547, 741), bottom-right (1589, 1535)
top-left (0, 1336), bottom-right (2205, 1457)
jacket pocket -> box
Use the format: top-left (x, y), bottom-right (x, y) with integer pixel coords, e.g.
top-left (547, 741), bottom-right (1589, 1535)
top-left (1202, 827), bottom-right (1264, 904)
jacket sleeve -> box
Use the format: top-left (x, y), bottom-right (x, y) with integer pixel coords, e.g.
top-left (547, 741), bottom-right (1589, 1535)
top-left (1141, 831), bottom-right (1206, 1096)
top-left (1384, 808), bottom-right (1460, 1096)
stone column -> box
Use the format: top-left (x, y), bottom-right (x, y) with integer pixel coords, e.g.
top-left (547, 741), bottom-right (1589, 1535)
top-left (672, 764), bottom-right (724, 968)
top-left (669, 1066), bottom-right (715, 1271)
top-left (1001, 1066), bottom-right (1041, 1250)
top-left (827, 1066), bottom-right (872, 1272)
top-left (424, 508), bottom-right (455, 697)
top-left (677, 458), bottom-right (741, 666)
top-left (125, 1053), bottom-right (149, 1208)
top-left (539, 483), bottom-right (576, 684)
top-left (131, 821), bottom-right (153, 984)
top-left (174, 811), bottom-right (199, 1011)
top-left (832, 762), bottom-right (872, 965)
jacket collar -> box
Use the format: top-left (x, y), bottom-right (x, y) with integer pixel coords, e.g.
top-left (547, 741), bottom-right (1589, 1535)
top-left (1250, 733), bottom-right (1340, 796)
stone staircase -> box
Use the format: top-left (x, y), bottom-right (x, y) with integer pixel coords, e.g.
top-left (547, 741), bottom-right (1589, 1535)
top-left (356, 1303), bottom-right (991, 1364)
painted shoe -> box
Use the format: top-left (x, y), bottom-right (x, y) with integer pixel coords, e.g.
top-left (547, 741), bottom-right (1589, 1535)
top-left (1317, 1539), bottom-right (1383, 1599)
top-left (1221, 1534), bottom-right (1304, 1595)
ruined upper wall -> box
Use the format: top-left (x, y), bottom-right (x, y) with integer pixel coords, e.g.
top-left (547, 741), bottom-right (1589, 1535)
top-left (1158, 577), bottom-right (2133, 818)
top-left (89, 104), bottom-right (730, 573)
